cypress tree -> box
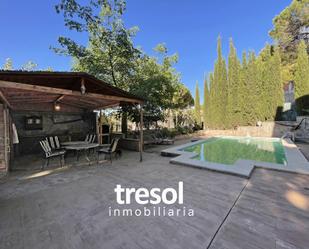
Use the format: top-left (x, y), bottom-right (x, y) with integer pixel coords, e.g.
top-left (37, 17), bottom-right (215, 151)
top-left (258, 45), bottom-right (283, 120)
top-left (239, 51), bottom-right (249, 125)
top-left (194, 81), bottom-right (201, 124)
top-left (208, 73), bottom-right (214, 128)
top-left (203, 77), bottom-right (210, 129)
top-left (255, 56), bottom-right (264, 121)
top-left (270, 47), bottom-right (283, 120)
top-left (213, 36), bottom-right (228, 128)
top-left (246, 51), bottom-right (259, 124)
top-left (227, 39), bottom-right (241, 128)
top-left (295, 40), bottom-right (309, 115)
top-left (258, 45), bottom-right (273, 120)
top-left (205, 38), bottom-right (285, 128)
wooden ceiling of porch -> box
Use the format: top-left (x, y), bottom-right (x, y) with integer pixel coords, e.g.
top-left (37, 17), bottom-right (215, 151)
top-left (0, 87), bottom-right (119, 112)
top-left (0, 71), bottom-right (144, 112)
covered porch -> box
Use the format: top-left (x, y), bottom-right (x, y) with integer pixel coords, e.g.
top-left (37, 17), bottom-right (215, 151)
top-left (0, 71), bottom-right (144, 172)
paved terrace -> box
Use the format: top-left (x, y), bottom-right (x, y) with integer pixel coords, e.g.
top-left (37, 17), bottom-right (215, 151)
top-left (0, 140), bottom-right (308, 249)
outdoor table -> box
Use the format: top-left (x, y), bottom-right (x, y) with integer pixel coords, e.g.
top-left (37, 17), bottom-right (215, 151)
top-left (61, 141), bottom-right (88, 146)
top-left (63, 143), bottom-right (99, 162)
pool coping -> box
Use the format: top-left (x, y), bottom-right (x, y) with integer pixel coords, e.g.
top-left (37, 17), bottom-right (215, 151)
top-left (161, 136), bottom-right (309, 178)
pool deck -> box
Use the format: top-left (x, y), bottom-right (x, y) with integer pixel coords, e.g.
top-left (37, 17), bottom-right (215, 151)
top-left (161, 137), bottom-right (309, 178)
top-left (0, 139), bottom-right (308, 249)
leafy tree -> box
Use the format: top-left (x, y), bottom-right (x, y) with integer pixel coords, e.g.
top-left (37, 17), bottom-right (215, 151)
top-left (2, 58), bottom-right (51, 71)
top-left (269, 0), bottom-right (309, 64)
top-left (295, 40), bottom-right (309, 114)
top-left (203, 77), bottom-right (210, 129)
top-left (194, 81), bottom-right (201, 124)
top-left (55, 0), bottom-right (188, 132)
top-left (2, 58), bottom-right (13, 70)
top-left (125, 47), bottom-right (192, 128)
top-left (54, 0), bottom-right (140, 89)
top-left (172, 83), bottom-right (194, 110)
top-left (45, 67), bottom-right (54, 72)
top-left (172, 82), bottom-right (194, 127)
top-left (21, 61), bottom-right (38, 71)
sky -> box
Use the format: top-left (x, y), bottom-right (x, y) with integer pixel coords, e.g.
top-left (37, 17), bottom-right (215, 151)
top-left (0, 0), bottom-right (291, 97)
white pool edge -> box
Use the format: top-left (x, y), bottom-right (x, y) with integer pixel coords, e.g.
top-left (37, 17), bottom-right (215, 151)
top-left (161, 136), bottom-right (309, 178)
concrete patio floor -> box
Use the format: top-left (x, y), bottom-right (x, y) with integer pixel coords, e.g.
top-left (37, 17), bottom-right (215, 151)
top-left (0, 140), bottom-right (309, 249)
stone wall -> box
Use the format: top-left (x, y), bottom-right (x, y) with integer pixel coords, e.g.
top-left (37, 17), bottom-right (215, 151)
top-left (12, 111), bottom-right (96, 155)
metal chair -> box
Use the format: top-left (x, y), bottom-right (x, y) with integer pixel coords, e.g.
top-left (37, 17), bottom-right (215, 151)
top-left (97, 138), bottom-right (120, 164)
top-left (39, 140), bottom-right (66, 170)
top-left (85, 134), bottom-right (96, 143)
top-left (47, 136), bottom-right (61, 150)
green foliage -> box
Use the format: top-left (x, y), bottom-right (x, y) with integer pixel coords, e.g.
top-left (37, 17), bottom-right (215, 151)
top-left (173, 108), bottom-right (195, 128)
top-left (54, 0), bottom-right (140, 89)
top-left (203, 77), bottom-right (210, 128)
top-left (202, 39), bottom-right (284, 129)
top-left (227, 39), bottom-right (241, 127)
top-left (194, 81), bottom-right (201, 124)
top-left (210, 37), bottom-right (228, 128)
top-left (1, 58), bottom-right (53, 71)
top-left (127, 52), bottom-right (184, 125)
top-left (208, 73), bottom-right (214, 127)
top-left (269, 0), bottom-right (309, 64)
top-left (21, 61), bottom-right (38, 71)
top-left (295, 40), bottom-right (309, 114)
top-left (55, 0), bottom-right (193, 128)
top-left (2, 58), bottom-right (13, 70)
top-left (270, 47), bottom-right (284, 120)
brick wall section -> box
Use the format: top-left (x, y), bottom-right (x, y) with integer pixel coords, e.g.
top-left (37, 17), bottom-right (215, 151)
top-left (0, 104), bottom-right (6, 174)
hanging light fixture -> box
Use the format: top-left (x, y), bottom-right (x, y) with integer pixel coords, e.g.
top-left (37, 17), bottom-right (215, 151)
top-left (81, 80), bottom-right (86, 95)
top-left (54, 102), bottom-right (61, 111)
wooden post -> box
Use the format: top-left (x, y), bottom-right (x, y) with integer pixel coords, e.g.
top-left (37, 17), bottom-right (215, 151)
top-left (139, 104), bottom-right (143, 162)
top-left (99, 110), bottom-right (103, 144)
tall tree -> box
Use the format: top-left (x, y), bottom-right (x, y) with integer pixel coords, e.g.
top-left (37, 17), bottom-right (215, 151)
top-left (247, 51), bottom-right (259, 123)
top-left (269, 0), bottom-right (309, 64)
top-left (269, 47), bottom-right (284, 120)
top-left (171, 83), bottom-right (194, 127)
top-left (213, 36), bottom-right (228, 128)
top-left (203, 77), bottom-right (210, 129)
top-left (239, 51), bottom-right (250, 124)
top-left (125, 46), bottom-right (192, 127)
top-left (194, 81), bottom-right (201, 124)
top-left (227, 39), bottom-right (241, 127)
top-left (295, 40), bottom-right (309, 114)
top-left (208, 73), bottom-right (214, 128)
top-left (54, 0), bottom-right (140, 89)
top-left (54, 0), bottom-right (188, 131)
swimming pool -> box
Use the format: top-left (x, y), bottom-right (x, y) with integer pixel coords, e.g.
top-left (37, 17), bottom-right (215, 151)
top-left (161, 136), bottom-right (309, 178)
top-left (181, 137), bottom-right (287, 165)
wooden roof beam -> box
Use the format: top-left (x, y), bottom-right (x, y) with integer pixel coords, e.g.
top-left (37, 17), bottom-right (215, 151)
top-left (0, 90), bottom-right (12, 108)
top-left (55, 94), bottom-right (65, 102)
top-left (0, 80), bottom-right (143, 104)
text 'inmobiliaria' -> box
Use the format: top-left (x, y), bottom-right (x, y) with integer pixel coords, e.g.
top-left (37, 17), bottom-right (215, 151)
top-left (108, 181), bottom-right (194, 217)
